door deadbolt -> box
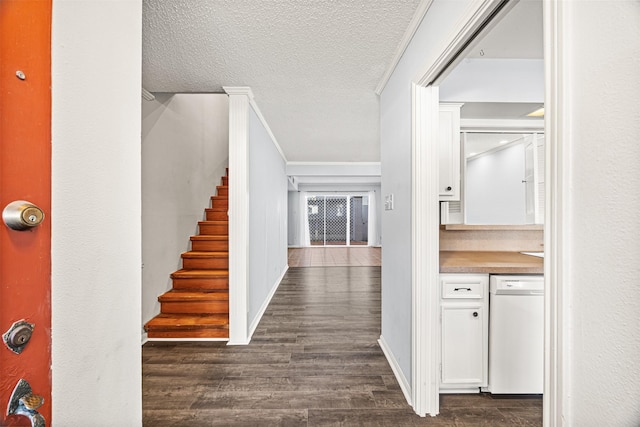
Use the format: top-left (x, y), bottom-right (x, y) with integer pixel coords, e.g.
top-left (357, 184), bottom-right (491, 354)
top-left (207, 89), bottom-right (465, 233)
top-left (3, 320), bottom-right (34, 354)
top-left (3, 201), bottom-right (45, 230)
top-left (2, 320), bottom-right (34, 354)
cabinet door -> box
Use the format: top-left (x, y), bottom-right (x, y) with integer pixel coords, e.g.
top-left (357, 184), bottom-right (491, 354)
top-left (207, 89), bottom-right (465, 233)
top-left (439, 103), bottom-right (462, 201)
top-left (441, 304), bottom-right (485, 386)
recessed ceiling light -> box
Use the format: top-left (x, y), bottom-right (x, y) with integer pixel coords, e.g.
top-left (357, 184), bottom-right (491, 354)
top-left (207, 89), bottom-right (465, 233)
top-left (527, 107), bottom-right (545, 117)
top-left (469, 152), bottom-right (477, 156)
top-left (499, 140), bottom-right (509, 145)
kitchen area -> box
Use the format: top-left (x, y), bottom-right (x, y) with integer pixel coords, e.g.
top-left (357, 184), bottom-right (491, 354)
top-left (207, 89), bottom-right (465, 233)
top-left (433, 0), bottom-right (546, 400)
top-left (438, 114), bottom-right (545, 396)
top-left (436, 101), bottom-right (545, 397)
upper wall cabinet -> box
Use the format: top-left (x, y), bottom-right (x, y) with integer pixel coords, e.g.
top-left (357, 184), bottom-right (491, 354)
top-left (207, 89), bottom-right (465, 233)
top-left (439, 103), bottom-right (463, 201)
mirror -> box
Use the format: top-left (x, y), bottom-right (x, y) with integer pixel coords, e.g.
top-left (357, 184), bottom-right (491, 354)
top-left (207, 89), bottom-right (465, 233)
top-left (463, 131), bottom-right (544, 225)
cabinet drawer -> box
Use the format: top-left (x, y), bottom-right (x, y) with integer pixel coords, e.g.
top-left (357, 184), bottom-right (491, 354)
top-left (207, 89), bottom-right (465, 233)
top-left (442, 281), bottom-right (484, 299)
top-left (441, 274), bottom-right (488, 300)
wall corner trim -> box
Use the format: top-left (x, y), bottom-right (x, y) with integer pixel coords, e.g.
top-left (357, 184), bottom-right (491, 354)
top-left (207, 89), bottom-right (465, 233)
top-left (378, 335), bottom-right (413, 407)
top-left (375, 0), bottom-right (435, 95)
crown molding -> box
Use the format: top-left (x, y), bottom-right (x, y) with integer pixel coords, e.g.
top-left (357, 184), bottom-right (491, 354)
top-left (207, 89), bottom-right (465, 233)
top-left (224, 86), bottom-right (287, 163)
top-left (222, 86), bottom-right (254, 99)
top-left (141, 88), bottom-right (155, 101)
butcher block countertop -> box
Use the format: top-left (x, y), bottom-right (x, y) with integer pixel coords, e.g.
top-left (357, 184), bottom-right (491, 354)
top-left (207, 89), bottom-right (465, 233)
top-left (440, 251), bottom-right (544, 274)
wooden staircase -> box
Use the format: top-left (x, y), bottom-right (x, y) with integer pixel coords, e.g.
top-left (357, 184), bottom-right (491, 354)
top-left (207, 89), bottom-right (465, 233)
top-left (144, 172), bottom-right (229, 338)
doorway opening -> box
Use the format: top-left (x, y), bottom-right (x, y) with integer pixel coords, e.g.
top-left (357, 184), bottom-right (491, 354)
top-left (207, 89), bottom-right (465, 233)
top-left (409, 0), bottom-right (547, 418)
top-left (306, 195), bottom-right (369, 246)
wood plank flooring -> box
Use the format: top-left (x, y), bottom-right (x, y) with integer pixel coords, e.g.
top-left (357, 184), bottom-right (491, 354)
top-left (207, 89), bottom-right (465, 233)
top-left (143, 266), bottom-right (541, 426)
top-left (288, 247), bottom-right (381, 267)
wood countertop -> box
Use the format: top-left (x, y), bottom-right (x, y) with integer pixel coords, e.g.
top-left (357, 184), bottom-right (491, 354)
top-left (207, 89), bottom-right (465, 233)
top-left (440, 251), bottom-right (544, 274)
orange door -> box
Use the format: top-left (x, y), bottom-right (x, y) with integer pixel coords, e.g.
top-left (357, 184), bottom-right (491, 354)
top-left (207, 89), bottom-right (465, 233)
top-left (0, 1), bottom-right (52, 425)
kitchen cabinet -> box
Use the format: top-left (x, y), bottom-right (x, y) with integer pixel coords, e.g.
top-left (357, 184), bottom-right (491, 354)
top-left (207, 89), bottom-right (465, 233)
top-left (439, 103), bottom-right (463, 201)
top-left (440, 273), bottom-right (488, 393)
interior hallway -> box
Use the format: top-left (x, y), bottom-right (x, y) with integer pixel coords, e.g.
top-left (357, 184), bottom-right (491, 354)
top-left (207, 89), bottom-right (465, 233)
top-left (142, 263), bottom-right (541, 426)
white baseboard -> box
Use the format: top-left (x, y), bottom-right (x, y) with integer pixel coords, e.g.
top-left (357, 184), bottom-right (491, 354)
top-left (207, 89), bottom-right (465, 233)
top-left (247, 264), bottom-right (289, 341)
top-left (378, 335), bottom-right (412, 406)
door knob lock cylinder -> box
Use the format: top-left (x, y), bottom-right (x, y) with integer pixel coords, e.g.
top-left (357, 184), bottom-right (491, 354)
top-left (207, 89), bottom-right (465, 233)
top-left (3, 200), bottom-right (45, 230)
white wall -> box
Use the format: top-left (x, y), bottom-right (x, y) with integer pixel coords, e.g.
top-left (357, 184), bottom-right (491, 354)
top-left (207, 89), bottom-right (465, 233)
top-left (465, 143), bottom-right (525, 224)
top-left (51, 0), bottom-right (142, 425)
top-left (288, 191), bottom-right (301, 246)
top-left (141, 94), bottom-right (229, 332)
top-left (561, 1), bottom-right (640, 424)
top-left (248, 107), bottom-right (288, 332)
top-left (379, 0), bottom-right (473, 388)
top-left (439, 59), bottom-right (544, 103)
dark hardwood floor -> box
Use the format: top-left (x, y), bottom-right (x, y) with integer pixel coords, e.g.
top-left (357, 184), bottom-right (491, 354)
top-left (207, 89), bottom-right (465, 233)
top-left (143, 266), bottom-right (541, 426)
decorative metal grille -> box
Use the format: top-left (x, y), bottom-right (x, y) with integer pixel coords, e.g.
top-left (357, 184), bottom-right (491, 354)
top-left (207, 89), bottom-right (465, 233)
top-left (349, 197), bottom-right (357, 242)
top-left (324, 196), bottom-right (347, 245)
top-left (306, 195), bottom-right (368, 246)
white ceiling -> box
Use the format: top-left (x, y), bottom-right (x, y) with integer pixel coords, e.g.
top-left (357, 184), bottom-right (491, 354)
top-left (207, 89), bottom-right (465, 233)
top-left (142, 0), bottom-right (422, 162)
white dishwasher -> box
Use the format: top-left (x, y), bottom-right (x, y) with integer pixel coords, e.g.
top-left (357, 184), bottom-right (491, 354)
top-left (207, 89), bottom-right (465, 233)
top-left (489, 275), bottom-right (544, 394)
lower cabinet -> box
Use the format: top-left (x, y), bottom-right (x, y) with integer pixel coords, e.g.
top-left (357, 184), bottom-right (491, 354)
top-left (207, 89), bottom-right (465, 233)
top-left (439, 274), bottom-right (488, 393)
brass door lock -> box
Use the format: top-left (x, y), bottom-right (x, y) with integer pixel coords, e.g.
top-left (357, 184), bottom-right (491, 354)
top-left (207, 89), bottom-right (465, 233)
top-left (2, 200), bottom-right (45, 230)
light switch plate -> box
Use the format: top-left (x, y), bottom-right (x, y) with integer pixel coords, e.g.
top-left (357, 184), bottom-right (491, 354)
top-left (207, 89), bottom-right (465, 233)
top-left (384, 194), bottom-right (394, 210)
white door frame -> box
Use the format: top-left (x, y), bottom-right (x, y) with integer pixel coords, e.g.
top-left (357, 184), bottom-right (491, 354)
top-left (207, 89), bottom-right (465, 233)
top-left (410, 1), bottom-right (566, 424)
top-left (541, 1), bottom-right (569, 424)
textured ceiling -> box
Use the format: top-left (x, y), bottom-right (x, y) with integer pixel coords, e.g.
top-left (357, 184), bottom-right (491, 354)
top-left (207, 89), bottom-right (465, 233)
top-left (142, 0), bottom-right (422, 162)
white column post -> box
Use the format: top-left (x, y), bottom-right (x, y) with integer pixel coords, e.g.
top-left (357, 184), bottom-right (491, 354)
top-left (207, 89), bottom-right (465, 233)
top-left (411, 83), bottom-right (441, 416)
top-left (543, 1), bottom-right (570, 424)
top-left (224, 86), bottom-right (253, 345)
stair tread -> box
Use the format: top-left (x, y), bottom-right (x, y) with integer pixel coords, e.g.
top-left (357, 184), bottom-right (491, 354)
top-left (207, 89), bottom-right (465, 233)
top-left (159, 290), bottom-right (228, 302)
top-left (145, 170), bottom-right (230, 339)
top-left (146, 330), bottom-right (228, 338)
top-left (171, 269), bottom-right (229, 278)
top-left (191, 235), bottom-right (228, 241)
top-left (145, 313), bottom-right (229, 329)
top-left (181, 251), bottom-right (229, 258)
